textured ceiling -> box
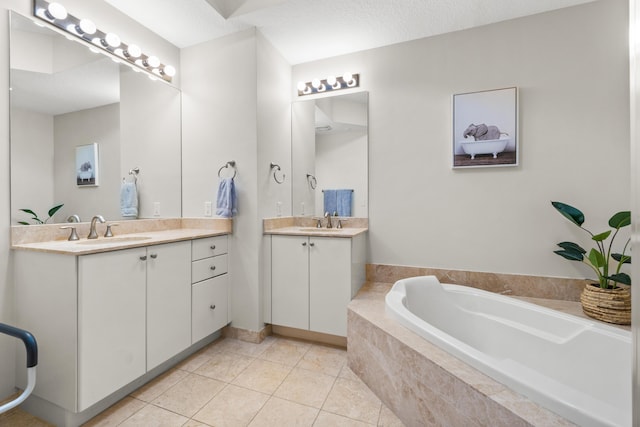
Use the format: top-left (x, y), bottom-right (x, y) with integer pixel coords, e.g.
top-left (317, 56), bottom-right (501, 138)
top-left (104, 0), bottom-right (595, 65)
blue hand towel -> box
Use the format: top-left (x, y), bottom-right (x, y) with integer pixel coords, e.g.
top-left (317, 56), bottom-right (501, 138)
top-left (120, 181), bottom-right (138, 218)
top-left (336, 189), bottom-right (353, 216)
top-left (323, 189), bottom-right (337, 215)
top-left (216, 177), bottom-right (237, 218)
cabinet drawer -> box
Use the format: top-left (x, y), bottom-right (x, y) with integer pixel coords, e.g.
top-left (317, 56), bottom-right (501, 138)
top-left (192, 254), bottom-right (227, 283)
top-left (192, 275), bottom-right (229, 343)
top-left (192, 236), bottom-right (228, 261)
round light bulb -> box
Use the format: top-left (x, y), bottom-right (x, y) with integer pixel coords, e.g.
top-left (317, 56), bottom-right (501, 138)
top-left (342, 72), bottom-right (353, 84)
top-left (327, 75), bottom-right (337, 86)
top-left (163, 65), bottom-right (176, 77)
top-left (311, 78), bottom-right (321, 89)
top-left (297, 81), bottom-right (307, 92)
top-left (125, 44), bottom-right (141, 58)
top-left (104, 32), bottom-right (121, 48)
top-left (78, 19), bottom-right (96, 35)
top-left (46, 2), bottom-right (67, 20)
top-left (145, 55), bottom-right (160, 68)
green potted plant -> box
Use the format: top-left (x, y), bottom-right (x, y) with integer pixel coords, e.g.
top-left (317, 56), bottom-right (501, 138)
top-left (551, 201), bottom-right (631, 324)
top-left (17, 204), bottom-right (64, 225)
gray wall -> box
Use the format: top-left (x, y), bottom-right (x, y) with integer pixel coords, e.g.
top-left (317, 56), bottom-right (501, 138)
top-left (293, 0), bottom-right (630, 280)
top-left (182, 29), bottom-right (291, 332)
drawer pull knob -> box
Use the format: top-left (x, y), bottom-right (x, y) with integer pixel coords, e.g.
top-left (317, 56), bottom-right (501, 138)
top-left (309, 242), bottom-right (315, 247)
top-left (210, 305), bottom-right (216, 310)
top-left (139, 255), bottom-right (147, 261)
top-left (210, 266), bottom-right (216, 271)
top-left (210, 245), bottom-right (216, 250)
top-left (302, 242), bottom-right (307, 246)
top-left (150, 253), bottom-right (158, 259)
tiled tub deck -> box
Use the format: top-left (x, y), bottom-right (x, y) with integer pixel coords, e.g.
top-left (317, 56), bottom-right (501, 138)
top-left (347, 281), bottom-right (577, 427)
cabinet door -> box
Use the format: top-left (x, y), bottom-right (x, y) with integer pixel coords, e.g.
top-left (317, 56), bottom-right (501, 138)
top-left (147, 241), bottom-right (192, 370)
top-left (192, 274), bottom-right (229, 343)
top-left (271, 235), bottom-right (309, 330)
top-left (78, 248), bottom-right (146, 411)
top-left (309, 237), bottom-right (352, 336)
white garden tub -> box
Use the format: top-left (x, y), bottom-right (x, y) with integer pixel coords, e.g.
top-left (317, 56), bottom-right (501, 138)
top-left (385, 276), bottom-right (631, 427)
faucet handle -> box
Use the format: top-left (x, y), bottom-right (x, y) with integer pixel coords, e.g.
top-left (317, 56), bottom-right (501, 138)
top-left (336, 218), bottom-right (348, 229)
top-left (104, 223), bottom-right (119, 237)
top-left (60, 226), bottom-right (79, 241)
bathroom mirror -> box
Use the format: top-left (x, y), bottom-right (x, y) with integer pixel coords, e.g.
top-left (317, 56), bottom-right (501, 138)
top-left (9, 12), bottom-right (182, 224)
top-left (291, 91), bottom-right (368, 217)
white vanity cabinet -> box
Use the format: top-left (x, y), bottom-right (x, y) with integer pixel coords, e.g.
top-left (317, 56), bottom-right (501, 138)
top-left (13, 237), bottom-right (221, 415)
top-left (271, 233), bottom-right (365, 337)
top-left (191, 235), bottom-right (230, 343)
top-left (79, 242), bottom-right (191, 409)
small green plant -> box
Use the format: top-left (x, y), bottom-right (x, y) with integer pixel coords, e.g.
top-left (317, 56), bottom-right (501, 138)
top-left (551, 201), bottom-right (631, 289)
top-left (18, 204), bottom-right (64, 225)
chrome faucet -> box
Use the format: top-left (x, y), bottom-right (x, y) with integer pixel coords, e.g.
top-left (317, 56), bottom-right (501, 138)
top-left (324, 211), bottom-right (332, 228)
top-left (66, 214), bottom-right (81, 223)
top-left (88, 215), bottom-right (106, 239)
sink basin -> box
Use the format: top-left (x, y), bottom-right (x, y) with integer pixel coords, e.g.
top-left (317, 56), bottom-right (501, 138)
top-left (298, 227), bottom-right (343, 233)
top-left (76, 236), bottom-right (152, 245)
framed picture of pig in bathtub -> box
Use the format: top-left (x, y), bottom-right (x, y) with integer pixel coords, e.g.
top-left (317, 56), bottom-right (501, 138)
top-left (75, 143), bottom-right (99, 186)
top-left (452, 87), bottom-right (518, 168)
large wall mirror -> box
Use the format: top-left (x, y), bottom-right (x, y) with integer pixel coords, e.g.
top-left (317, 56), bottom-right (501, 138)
top-left (9, 12), bottom-right (182, 225)
top-left (291, 92), bottom-right (368, 218)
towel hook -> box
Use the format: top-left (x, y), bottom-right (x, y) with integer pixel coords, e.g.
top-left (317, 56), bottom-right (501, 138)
top-left (218, 160), bottom-right (237, 179)
top-left (270, 162), bottom-right (285, 184)
top-left (306, 174), bottom-right (317, 190)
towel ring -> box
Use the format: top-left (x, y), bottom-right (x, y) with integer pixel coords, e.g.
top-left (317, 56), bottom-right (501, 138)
top-left (306, 174), bottom-right (317, 190)
top-left (270, 162), bottom-right (285, 184)
top-left (124, 167), bottom-right (139, 183)
top-left (218, 161), bottom-right (237, 179)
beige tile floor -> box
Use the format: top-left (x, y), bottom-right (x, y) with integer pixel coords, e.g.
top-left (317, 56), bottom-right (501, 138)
top-left (1, 336), bottom-right (405, 427)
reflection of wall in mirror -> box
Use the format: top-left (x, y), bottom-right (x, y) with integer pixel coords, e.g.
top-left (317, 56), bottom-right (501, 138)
top-left (313, 96), bottom-right (368, 217)
top-left (10, 109), bottom-right (55, 224)
top-left (292, 101), bottom-right (316, 216)
top-left (9, 13), bottom-right (183, 223)
top-left (55, 104), bottom-right (121, 222)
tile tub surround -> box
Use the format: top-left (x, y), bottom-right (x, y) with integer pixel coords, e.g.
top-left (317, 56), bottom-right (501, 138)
top-left (367, 264), bottom-right (588, 302)
top-left (347, 282), bottom-right (576, 427)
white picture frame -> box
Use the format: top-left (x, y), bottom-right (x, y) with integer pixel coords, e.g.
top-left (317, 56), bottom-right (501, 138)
top-left (452, 87), bottom-right (518, 169)
top-left (76, 143), bottom-right (99, 186)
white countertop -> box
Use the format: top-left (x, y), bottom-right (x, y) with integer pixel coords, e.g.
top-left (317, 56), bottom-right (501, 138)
top-left (11, 228), bottom-right (230, 255)
top-left (264, 226), bottom-right (368, 238)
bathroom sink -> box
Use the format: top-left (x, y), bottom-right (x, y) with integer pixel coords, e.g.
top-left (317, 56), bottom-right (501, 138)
top-left (298, 227), bottom-right (343, 233)
top-left (76, 236), bottom-right (152, 245)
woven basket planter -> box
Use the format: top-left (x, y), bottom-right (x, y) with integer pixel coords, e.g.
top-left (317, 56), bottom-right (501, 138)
top-left (580, 284), bottom-right (631, 325)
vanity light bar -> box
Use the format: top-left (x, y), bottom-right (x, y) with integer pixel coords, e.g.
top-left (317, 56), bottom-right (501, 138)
top-left (33, 0), bottom-right (176, 83)
top-left (297, 73), bottom-right (360, 96)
